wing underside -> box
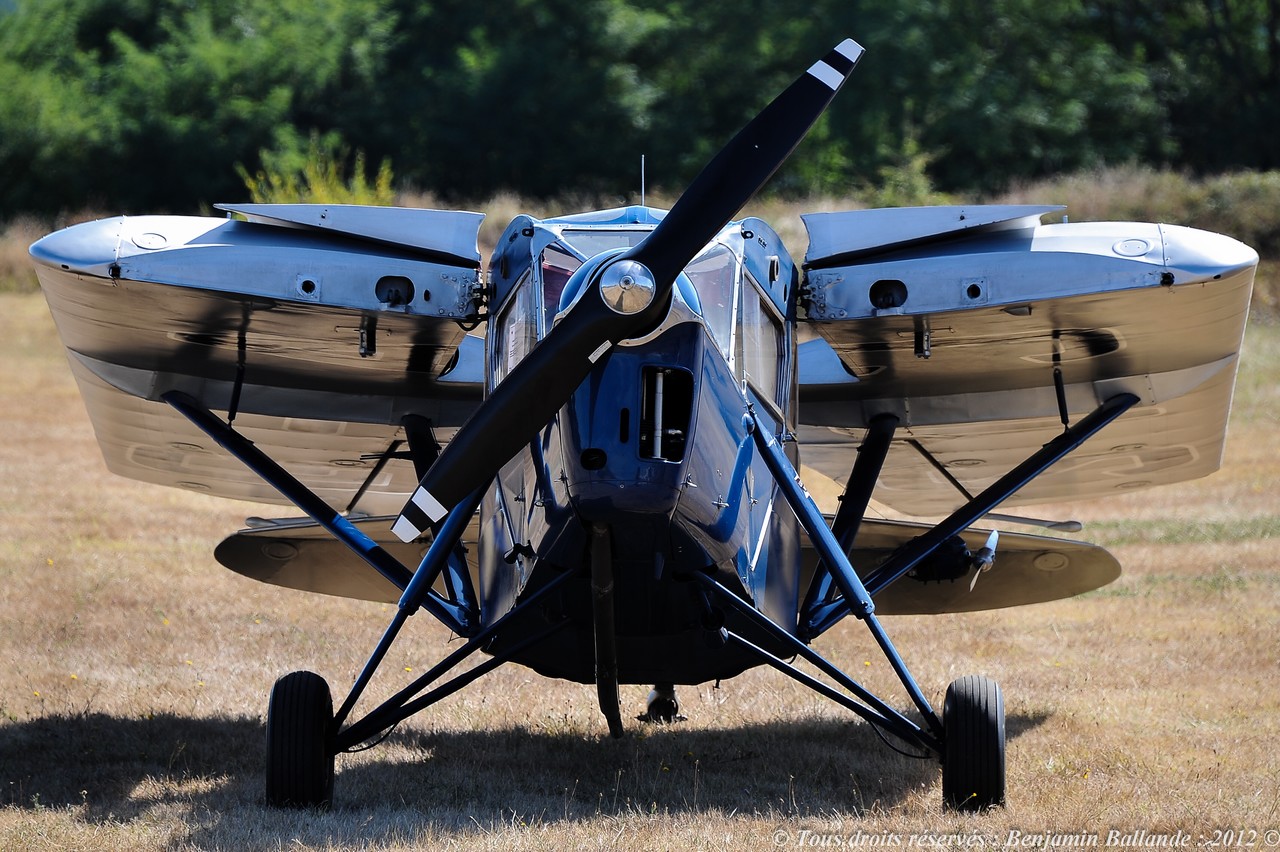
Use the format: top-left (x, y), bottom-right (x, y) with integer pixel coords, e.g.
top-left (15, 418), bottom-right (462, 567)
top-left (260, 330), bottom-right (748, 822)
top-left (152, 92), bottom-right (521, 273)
top-left (800, 518), bottom-right (1121, 615)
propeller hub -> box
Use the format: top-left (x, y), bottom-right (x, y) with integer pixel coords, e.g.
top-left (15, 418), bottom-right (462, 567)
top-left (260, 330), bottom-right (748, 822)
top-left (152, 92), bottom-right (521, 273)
top-left (598, 259), bottom-right (657, 315)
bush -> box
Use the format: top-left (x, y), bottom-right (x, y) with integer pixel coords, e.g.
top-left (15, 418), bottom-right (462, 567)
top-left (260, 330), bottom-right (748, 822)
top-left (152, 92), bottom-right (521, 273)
top-left (237, 134), bottom-right (396, 206)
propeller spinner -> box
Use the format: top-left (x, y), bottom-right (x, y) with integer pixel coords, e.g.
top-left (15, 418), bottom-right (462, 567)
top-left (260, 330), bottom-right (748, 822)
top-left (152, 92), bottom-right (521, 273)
top-left (393, 38), bottom-right (865, 542)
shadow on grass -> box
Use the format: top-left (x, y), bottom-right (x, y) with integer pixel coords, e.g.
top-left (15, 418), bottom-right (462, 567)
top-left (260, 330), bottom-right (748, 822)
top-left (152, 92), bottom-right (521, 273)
top-left (0, 706), bottom-right (1048, 844)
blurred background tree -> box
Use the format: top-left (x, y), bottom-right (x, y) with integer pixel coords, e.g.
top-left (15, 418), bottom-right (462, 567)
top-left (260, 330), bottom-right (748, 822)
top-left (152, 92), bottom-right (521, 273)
top-left (0, 0), bottom-right (1275, 216)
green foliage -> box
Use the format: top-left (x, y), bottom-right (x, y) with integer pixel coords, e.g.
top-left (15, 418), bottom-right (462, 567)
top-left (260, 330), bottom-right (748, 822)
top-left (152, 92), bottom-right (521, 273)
top-left (864, 135), bottom-right (954, 208)
top-left (0, 0), bottom-right (1277, 214)
top-left (0, 0), bottom-right (393, 215)
top-left (1087, 0), bottom-right (1280, 173)
top-left (237, 134), bottom-right (396, 206)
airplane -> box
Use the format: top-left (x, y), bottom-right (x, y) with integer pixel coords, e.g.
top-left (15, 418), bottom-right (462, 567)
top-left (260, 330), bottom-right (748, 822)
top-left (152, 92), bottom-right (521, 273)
top-left (28, 38), bottom-right (1257, 813)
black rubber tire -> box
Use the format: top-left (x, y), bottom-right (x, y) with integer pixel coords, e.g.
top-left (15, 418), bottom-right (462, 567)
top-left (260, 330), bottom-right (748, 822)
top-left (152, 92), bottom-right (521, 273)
top-left (265, 671), bottom-right (335, 808)
top-left (942, 674), bottom-right (1006, 812)
top-left (645, 683), bottom-right (680, 723)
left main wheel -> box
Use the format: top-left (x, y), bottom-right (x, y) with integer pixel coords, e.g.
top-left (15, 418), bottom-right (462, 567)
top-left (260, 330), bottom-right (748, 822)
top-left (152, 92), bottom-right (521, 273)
top-left (266, 670), bottom-right (335, 808)
top-left (942, 674), bottom-right (1006, 812)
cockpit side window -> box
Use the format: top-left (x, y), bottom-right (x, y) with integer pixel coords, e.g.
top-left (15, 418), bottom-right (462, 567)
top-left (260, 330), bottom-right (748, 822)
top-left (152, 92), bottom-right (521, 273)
top-left (493, 270), bottom-right (536, 387)
top-left (683, 244), bottom-right (738, 361)
top-left (737, 273), bottom-right (783, 404)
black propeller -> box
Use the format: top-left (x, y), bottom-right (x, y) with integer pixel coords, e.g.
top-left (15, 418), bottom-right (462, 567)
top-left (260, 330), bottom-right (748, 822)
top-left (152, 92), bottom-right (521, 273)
top-left (393, 38), bottom-right (864, 542)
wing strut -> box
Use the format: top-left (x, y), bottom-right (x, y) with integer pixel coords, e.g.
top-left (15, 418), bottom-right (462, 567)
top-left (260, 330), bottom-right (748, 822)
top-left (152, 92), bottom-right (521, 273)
top-left (801, 392), bottom-right (1140, 636)
top-left (161, 390), bottom-right (474, 635)
top-left (860, 393), bottom-right (1138, 598)
top-left (801, 413), bottom-right (898, 621)
top-left (747, 412), bottom-right (944, 742)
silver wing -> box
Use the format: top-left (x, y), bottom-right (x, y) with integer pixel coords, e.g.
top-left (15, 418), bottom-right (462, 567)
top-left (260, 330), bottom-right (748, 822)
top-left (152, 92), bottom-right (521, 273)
top-left (797, 205), bottom-right (1257, 516)
top-left (31, 204), bottom-right (485, 516)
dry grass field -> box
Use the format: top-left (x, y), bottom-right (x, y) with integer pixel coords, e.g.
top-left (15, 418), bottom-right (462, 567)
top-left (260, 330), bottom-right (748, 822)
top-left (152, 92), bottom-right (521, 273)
top-left (0, 287), bottom-right (1277, 850)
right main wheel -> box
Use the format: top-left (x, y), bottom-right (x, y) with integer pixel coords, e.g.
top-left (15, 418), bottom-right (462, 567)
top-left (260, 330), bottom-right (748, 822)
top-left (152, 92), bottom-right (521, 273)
top-left (942, 674), bottom-right (1006, 812)
top-left (265, 670), bottom-right (335, 808)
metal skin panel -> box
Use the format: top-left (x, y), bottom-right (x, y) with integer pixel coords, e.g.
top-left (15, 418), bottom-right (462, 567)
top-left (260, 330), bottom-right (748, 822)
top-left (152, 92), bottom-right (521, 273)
top-left (804, 224), bottom-right (1254, 401)
top-left (31, 213), bottom-right (485, 511)
top-left (64, 358), bottom-right (429, 515)
top-left (800, 358), bottom-right (1240, 517)
top-left (33, 221), bottom-right (483, 419)
top-left (215, 515), bottom-right (481, 603)
top-left (797, 215), bottom-right (1255, 516)
top-left (736, 217), bottom-right (796, 318)
top-left (32, 214), bottom-right (482, 318)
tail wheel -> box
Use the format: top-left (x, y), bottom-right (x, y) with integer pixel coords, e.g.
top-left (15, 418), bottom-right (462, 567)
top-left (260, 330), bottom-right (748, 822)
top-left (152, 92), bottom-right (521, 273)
top-left (942, 675), bottom-right (1006, 812)
top-left (645, 683), bottom-right (680, 723)
top-left (266, 670), bottom-right (335, 808)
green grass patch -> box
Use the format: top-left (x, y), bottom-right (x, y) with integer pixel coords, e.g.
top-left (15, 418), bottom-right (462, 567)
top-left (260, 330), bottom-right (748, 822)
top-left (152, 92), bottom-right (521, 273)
top-left (1085, 516), bottom-right (1279, 546)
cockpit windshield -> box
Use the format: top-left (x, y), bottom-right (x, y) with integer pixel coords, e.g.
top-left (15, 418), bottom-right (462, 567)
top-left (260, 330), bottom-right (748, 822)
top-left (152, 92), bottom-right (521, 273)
top-left (683, 243), bottom-right (738, 358)
top-left (559, 229), bottom-right (650, 258)
top-left (537, 233), bottom-right (739, 358)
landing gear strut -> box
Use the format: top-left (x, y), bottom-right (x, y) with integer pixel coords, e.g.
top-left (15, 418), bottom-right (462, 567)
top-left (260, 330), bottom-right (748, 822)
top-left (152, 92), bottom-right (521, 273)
top-left (590, 524), bottom-right (625, 738)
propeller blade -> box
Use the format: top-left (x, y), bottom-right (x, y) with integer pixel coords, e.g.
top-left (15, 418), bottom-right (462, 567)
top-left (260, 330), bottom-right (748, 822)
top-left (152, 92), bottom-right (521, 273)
top-left (969, 530), bottom-right (1000, 592)
top-left (393, 38), bottom-right (864, 542)
top-left (624, 38), bottom-right (865, 286)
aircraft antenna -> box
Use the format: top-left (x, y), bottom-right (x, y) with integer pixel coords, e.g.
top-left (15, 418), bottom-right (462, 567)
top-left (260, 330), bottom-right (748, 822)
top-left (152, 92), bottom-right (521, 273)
top-left (640, 155), bottom-right (646, 207)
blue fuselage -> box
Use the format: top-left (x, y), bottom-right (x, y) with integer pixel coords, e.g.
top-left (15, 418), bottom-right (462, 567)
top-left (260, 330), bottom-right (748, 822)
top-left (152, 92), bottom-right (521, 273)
top-left (474, 212), bottom-right (804, 684)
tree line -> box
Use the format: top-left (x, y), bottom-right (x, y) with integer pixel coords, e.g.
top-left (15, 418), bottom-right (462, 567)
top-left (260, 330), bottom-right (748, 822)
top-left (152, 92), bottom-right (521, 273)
top-left (1, 0), bottom-right (1276, 218)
